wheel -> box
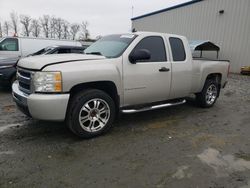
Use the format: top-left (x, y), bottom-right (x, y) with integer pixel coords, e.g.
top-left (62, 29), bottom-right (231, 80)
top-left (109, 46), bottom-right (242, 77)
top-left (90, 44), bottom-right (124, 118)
top-left (196, 79), bottom-right (219, 108)
top-left (66, 89), bottom-right (116, 138)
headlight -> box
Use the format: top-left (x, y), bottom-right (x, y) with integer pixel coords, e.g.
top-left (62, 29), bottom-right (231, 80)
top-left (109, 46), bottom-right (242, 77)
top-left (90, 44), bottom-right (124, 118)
top-left (33, 71), bottom-right (62, 92)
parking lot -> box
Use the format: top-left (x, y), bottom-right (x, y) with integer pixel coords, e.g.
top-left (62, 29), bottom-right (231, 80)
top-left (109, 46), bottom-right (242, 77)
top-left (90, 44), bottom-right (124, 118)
top-left (0, 74), bottom-right (250, 188)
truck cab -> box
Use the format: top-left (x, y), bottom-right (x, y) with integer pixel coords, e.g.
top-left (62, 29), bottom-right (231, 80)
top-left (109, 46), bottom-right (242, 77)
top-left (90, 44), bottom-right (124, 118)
top-left (121, 33), bottom-right (193, 105)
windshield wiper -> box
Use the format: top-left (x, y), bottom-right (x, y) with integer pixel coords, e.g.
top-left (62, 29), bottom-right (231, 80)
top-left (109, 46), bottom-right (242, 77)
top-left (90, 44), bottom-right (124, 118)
top-left (85, 52), bottom-right (103, 56)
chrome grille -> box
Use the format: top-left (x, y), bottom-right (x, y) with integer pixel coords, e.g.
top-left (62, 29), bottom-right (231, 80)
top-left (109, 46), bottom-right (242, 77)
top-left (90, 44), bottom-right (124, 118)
top-left (17, 68), bottom-right (33, 94)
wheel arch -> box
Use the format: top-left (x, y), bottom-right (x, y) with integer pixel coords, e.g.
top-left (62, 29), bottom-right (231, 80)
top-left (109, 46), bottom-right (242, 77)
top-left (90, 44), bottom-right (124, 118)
top-left (69, 81), bottom-right (120, 109)
top-left (199, 73), bottom-right (222, 97)
top-left (206, 73), bottom-right (222, 87)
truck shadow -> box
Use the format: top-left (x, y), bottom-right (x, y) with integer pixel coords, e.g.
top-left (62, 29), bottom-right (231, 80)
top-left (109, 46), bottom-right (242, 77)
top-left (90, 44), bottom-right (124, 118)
top-left (2, 97), bottom-right (200, 144)
top-left (0, 86), bottom-right (12, 93)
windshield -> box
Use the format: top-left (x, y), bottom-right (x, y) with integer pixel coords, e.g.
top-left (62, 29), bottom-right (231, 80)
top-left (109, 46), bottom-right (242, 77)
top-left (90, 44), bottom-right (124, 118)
top-left (84, 34), bottom-right (136, 58)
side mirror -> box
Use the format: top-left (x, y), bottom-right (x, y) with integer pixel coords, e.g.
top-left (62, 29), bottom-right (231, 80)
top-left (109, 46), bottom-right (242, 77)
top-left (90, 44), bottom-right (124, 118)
top-left (129, 49), bottom-right (151, 64)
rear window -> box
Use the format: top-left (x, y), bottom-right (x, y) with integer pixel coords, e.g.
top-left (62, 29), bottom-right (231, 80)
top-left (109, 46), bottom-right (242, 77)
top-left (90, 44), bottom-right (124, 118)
top-left (169, 37), bottom-right (186, 61)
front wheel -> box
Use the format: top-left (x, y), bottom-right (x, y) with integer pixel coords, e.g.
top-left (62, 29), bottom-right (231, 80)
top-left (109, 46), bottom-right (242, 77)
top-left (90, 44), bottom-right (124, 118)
top-left (66, 89), bottom-right (116, 138)
top-left (196, 80), bottom-right (219, 108)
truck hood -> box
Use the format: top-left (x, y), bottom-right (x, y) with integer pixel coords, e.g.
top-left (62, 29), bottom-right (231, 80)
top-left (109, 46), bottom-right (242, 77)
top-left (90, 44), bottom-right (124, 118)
top-left (17, 54), bottom-right (106, 70)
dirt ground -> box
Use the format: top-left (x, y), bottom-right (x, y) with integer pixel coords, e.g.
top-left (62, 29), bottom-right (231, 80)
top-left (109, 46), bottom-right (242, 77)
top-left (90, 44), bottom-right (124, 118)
top-left (0, 74), bottom-right (250, 188)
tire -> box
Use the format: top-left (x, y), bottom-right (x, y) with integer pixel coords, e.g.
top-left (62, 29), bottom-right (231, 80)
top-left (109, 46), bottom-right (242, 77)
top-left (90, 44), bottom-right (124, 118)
top-left (196, 79), bottom-right (219, 108)
top-left (66, 89), bottom-right (116, 138)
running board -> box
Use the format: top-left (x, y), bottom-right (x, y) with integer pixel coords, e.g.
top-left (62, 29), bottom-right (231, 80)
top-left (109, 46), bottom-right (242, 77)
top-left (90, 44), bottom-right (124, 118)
top-left (121, 99), bottom-right (186, 114)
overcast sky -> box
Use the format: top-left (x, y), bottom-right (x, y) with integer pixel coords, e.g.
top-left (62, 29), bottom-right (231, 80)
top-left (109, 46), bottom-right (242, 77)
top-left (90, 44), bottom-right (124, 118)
top-left (0, 0), bottom-right (190, 38)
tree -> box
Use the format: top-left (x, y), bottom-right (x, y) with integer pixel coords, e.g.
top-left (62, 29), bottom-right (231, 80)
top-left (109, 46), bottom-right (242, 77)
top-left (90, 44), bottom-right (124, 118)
top-left (70, 23), bottom-right (80, 40)
top-left (40, 15), bottom-right (50, 38)
top-left (62, 20), bottom-right (70, 39)
top-left (49, 16), bottom-right (57, 38)
top-left (0, 22), bottom-right (2, 37)
top-left (31, 19), bottom-right (41, 37)
top-left (80, 21), bottom-right (90, 40)
top-left (10, 11), bottom-right (18, 35)
top-left (20, 15), bottom-right (32, 36)
top-left (3, 21), bottom-right (10, 36)
top-left (1, 13), bottom-right (91, 39)
top-left (55, 18), bottom-right (63, 39)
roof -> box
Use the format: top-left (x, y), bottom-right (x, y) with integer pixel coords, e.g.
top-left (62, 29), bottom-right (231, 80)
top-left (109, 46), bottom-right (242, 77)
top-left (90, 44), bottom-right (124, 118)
top-left (189, 40), bottom-right (220, 52)
top-left (131, 0), bottom-right (203, 21)
top-left (2, 36), bottom-right (79, 42)
top-left (47, 45), bottom-right (85, 49)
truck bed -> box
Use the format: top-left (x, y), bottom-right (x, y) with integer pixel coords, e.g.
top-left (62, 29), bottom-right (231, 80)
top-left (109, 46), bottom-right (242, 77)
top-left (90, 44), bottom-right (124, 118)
top-left (193, 57), bottom-right (230, 62)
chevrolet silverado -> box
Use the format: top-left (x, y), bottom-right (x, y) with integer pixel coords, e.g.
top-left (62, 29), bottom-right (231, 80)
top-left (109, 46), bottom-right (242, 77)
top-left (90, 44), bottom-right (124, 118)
top-left (12, 32), bottom-right (230, 138)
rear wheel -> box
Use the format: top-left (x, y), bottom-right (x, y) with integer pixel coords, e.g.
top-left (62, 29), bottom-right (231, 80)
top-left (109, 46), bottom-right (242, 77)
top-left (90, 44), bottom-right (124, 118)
top-left (66, 89), bottom-right (116, 138)
top-left (196, 79), bottom-right (219, 108)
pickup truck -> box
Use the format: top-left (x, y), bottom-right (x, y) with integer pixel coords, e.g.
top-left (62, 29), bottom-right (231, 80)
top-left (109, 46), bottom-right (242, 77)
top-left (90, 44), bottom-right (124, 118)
top-left (12, 32), bottom-right (230, 138)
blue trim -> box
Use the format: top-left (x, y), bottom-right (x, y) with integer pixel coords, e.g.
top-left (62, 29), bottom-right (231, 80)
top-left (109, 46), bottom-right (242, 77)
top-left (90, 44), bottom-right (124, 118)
top-left (131, 0), bottom-right (203, 21)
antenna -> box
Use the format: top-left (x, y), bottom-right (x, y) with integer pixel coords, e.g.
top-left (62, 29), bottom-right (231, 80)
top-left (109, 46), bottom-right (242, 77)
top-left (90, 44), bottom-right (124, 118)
top-left (132, 6), bottom-right (134, 18)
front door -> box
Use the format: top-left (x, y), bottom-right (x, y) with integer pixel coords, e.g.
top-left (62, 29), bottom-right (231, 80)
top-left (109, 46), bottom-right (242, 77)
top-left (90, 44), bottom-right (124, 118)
top-left (123, 36), bottom-right (171, 106)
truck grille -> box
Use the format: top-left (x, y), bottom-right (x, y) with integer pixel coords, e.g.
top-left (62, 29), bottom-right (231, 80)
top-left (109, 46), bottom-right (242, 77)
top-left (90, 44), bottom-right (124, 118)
top-left (17, 68), bottom-right (33, 94)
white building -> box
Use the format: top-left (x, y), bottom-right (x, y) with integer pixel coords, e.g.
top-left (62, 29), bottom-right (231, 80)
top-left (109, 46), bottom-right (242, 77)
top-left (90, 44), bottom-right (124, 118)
top-left (132, 0), bottom-right (250, 73)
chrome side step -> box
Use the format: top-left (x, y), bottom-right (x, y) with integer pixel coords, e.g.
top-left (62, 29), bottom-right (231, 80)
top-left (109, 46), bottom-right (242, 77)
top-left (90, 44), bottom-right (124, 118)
top-left (122, 99), bottom-right (186, 114)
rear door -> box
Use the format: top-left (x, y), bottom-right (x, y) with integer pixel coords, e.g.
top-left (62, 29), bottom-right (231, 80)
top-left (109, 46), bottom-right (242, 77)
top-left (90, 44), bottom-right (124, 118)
top-left (168, 37), bottom-right (192, 98)
top-left (123, 35), bottom-right (171, 106)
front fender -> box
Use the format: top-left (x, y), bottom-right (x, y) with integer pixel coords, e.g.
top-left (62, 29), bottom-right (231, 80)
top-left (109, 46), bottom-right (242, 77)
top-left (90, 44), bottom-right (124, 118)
top-left (43, 58), bottom-right (123, 97)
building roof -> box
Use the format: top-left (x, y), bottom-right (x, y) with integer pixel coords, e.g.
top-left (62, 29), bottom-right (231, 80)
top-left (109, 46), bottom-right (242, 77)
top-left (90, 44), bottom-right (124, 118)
top-left (131, 0), bottom-right (203, 21)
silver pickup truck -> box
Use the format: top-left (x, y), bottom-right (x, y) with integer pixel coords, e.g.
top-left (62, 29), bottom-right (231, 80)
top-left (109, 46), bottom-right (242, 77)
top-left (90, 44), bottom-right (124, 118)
top-left (12, 32), bottom-right (230, 138)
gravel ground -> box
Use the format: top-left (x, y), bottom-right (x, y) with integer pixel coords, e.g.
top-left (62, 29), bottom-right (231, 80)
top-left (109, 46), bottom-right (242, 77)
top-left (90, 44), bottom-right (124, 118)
top-left (0, 74), bottom-right (250, 188)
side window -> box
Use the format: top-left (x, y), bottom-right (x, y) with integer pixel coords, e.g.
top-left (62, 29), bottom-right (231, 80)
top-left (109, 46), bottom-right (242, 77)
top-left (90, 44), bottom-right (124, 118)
top-left (133, 36), bottom-right (167, 62)
top-left (0, 38), bottom-right (19, 51)
top-left (57, 49), bottom-right (71, 54)
top-left (71, 49), bottom-right (83, 54)
top-left (169, 37), bottom-right (186, 61)
top-left (52, 50), bottom-right (59, 54)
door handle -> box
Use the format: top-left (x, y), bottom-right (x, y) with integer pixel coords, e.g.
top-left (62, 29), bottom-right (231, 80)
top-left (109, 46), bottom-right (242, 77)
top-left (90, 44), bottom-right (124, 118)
top-left (159, 67), bottom-right (170, 72)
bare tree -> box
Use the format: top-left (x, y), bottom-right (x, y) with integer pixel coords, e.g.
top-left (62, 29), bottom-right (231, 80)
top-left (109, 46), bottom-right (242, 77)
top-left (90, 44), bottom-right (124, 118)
top-left (31, 19), bottom-right (41, 37)
top-left (1, 13), bottom-right (91, 40)
top-left (20, 15), bottom-right (32, 36)
top-left (40, 15), bottom-right (50, 38)
top-left (0, 21), bottom-right (2, 37)
top-left (70, 23), bottom-right (80, 40)
top-left (3, 21), bottom-right (10, 36)
top-left (80, 21), bottom-right (90, 39)
top-left (62, 20), bottom-right (70, 39)
top-left (55, 18), bottom-right (63, 39)
top-left (49, 16), bottom-right (57, 38)
top-left (10, 11), bottom-right (18, 35)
